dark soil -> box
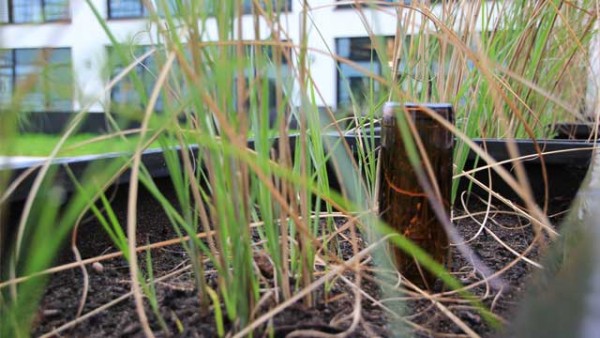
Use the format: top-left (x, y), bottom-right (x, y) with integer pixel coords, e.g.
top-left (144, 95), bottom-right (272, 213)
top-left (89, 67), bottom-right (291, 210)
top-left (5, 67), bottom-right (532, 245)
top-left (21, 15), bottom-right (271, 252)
top-left (408, 204), bottom-right (544, 337)
top-left (27, 180), bottom-right (560, 337)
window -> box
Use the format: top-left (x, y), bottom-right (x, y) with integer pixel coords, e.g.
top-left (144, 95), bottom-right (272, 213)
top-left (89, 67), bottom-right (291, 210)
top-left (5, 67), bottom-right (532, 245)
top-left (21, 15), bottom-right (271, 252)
top-left (238, 42), bottom-right (292, 109)
top-left (107, 0), bottom-right (291, 19)
top-left (106, 42), bottom-right (291, 118)
top-left (248, 41), bottom-right (291, 66)
top-left (0, 48), bottom-right (72, 111)
top-left (107, 0), bottom-right (178, 19)
top-left (107, 46), bottom-right (166, 112)
top-left (336, 35), bottom-right (444, 106)
top-left (336, 0), bottom-right (399, 9)
top-left (0, 0), bottom-right (70, 23)
top-left (336, 37), bottom-right (393, 107)
top-left (242, 0), bottom-right (291, 14)
top-left (335, 0), bottom-right (440, 9)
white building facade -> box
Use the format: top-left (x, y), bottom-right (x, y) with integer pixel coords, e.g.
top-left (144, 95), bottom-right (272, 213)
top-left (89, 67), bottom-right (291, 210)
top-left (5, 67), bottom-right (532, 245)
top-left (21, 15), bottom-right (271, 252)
top-left (0, 0), bottom-right (597, 120)
top-left (0, 0), bottom-right (404, 112)
top-left (0, 0), bottom-right (456, 115)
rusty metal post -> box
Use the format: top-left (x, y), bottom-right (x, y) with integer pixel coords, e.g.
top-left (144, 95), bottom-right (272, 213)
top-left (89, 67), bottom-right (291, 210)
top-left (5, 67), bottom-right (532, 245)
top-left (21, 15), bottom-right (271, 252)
top-left (378, 102), bottom-right (454, 290)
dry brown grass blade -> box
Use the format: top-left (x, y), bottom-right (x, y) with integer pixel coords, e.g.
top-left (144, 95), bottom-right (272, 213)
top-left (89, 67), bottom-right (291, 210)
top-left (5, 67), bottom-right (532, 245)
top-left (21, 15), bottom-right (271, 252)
top-left (38, 263), bottom-right (193, 338)
top-left (1, 165), bottom-right (40, 204)
top-left (71, 212), bottom-right (90, 319)
top-left (411, 284), bottom-right (480, 338)
top-left (382, 3), bottom-right (563, 240)
top-left (9, 45), bottom-right (156, 274)
top-left (124, 50), bottom-right (176, 338)
top-left (454, 146), bottom-right (598, 180)
top-left (0, 212), bottom-right (349, 290)
top-left (458, 194), bottom-right (542, 268)
top-left (232, 235), bottom-right (391, 338)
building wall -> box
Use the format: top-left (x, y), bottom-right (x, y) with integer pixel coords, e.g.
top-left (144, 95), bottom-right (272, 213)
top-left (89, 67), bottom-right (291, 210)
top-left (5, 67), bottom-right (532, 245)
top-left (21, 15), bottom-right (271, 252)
top-left (0, 0), bottom-right (446, 114)
top-left (1, 1), bottom-right (595, 116)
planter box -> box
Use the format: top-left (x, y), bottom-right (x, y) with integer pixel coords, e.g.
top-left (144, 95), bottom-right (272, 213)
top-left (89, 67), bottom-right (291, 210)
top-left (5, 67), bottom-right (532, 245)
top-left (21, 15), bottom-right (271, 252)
top-left (1, 132), bottom-right (594, 335)
top-left (2, 135), bottom-right (592, 210)
top-left (330, 131), bottom-right (592, 210)
top-left (457, 138), bottom-right (592, 209)
top-left (552, 122), bottom-right (597, 140)
top-left (0, 148), bottom-right (177, 202)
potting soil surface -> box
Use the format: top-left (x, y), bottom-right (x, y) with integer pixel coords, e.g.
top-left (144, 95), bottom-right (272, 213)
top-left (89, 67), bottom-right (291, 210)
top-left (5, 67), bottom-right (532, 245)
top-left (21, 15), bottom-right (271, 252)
top-left (27, 181), bottom-right (556, 337)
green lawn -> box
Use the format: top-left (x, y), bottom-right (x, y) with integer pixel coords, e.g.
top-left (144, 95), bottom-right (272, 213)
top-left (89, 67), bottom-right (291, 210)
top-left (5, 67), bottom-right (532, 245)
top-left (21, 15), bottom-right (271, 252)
top-left (1, 133), bottom-right (165, 157)
top-left (3, 129), bottom-right (298, 157)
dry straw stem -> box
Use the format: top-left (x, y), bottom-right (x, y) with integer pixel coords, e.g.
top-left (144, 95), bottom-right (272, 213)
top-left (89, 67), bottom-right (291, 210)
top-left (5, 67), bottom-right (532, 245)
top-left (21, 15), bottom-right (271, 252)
top-left (410, 283), bottom-right (480, 338)
top-left (285, 281), bottom-right (361, 338)
top-left (7, 0), bottom-right (594, 336)
top-left (11, 110), bottom-right (87, 277)
top-left (407, 102), bottom-right (557, 239)
top-left (334, 273), bottom-right (433, 334)
top-left (61, 128), bottom-right (145, 152)
top-left (407, 1), bottom-right (589, 211)
top-left (0, 228), bottom-right (220, 290)
top-left (9, 45), bottom-right (156, 265)
top-left (457, 165), bottom-right (554, 235)
top-left (367, 200), bottom-right (538, 305)
top-left (124, 50), bottom-right (177, 338)
top-left (172, 44), bottom-right (326, 275)
top-left (330, 0), bottom-right (569, 235)
top-left (232, 235), bottom-right (391, 338)
top-left (1, 165), bottom-right (40, 204)
top-left (457, 194), bottom-right (542, 268)
top-left (454, 192), bottom-right (499, 245)
top-left (454, 177), bottom-right (494, 245)
top-left (360, 265), bottom-right (508, 334)
top-left (173, 128), bottom-right (216, 251)
top-left (453, 146), bottom-right (599, 181)
top-left (24, 216), bottom-right (366, 337)
top-left (0, 128), bottom-right (149, 205)
top-left (441, 233), bottom-right (538, 299)
top-left (0, 213), bottom-right (346, 290)
top-left (393, 4), bottom-right (558, 235)
top-left (38, 262), bottom-right (193, 338)
top-left (71, 211), bottom-right (90, 319)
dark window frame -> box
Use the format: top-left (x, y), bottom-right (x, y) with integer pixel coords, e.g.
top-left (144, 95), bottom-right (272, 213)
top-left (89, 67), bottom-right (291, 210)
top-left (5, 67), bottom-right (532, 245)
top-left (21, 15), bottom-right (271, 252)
top-left (336, 34), bottom-right (451, 106)
top-left (0, 47), bottom-right (73, 111)
top-left (246, 40), bottom-right (292, 66)
top-left (106, 0), bottom-right (292, 19)
top-left (106, 0), bottom-right (146, 19)
top-left (1, 0), bottom-right (71, 24)
top-left (106, 0), bottom-right (189, 19)
top-left (106, 45), bottom-right (168, 112)
top-left (335, 36), bottom-right (394, 107)
top-left (106, 41), bottom-right (292, 114)
top-left (335, 0), bottom-right (400, 9)
top-left (242, 0), bottom-right (292, 14)
top-left (335, 0), bottom-right (441, 9)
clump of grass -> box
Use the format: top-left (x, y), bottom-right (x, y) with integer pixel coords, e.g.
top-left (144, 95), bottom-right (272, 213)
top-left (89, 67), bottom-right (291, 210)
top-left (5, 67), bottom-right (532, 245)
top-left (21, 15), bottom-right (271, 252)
top-left (0, 0), bottom-right (597, 337)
